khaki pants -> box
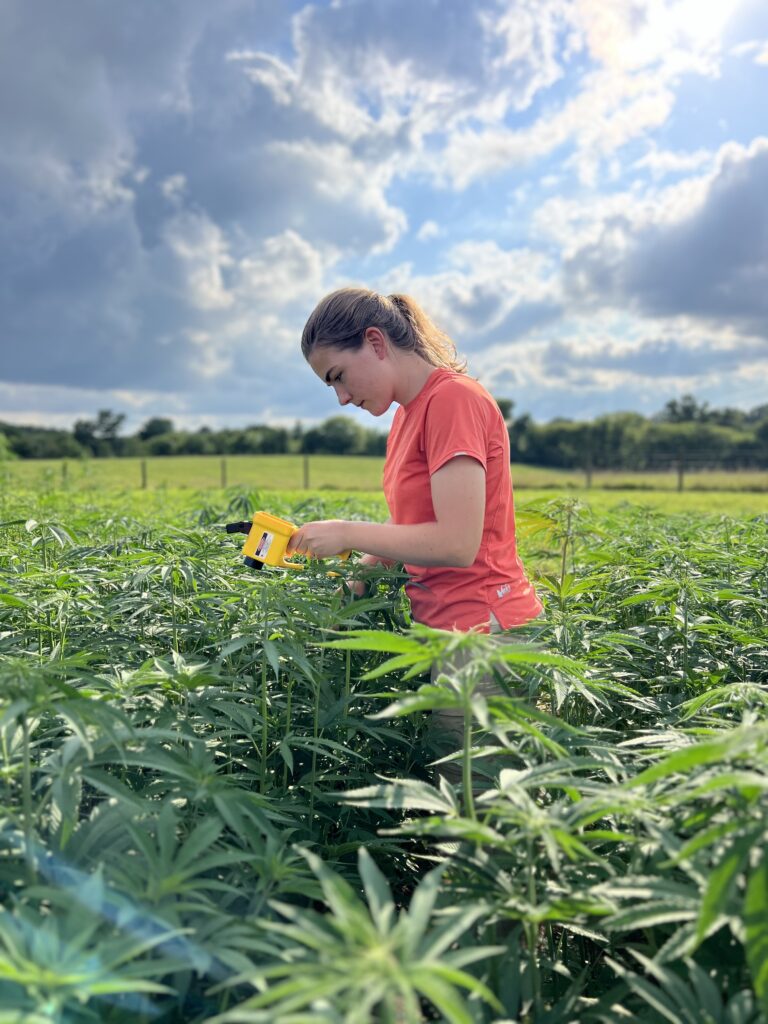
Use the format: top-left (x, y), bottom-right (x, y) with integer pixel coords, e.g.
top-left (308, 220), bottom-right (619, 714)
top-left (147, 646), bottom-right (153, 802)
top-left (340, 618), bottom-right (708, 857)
top-left (428, 613), bottom-right (533, 788)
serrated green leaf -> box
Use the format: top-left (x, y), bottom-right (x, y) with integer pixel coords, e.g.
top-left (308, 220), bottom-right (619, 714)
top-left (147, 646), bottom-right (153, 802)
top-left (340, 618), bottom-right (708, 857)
top-left (745, 856), bottom-right (768, 1018)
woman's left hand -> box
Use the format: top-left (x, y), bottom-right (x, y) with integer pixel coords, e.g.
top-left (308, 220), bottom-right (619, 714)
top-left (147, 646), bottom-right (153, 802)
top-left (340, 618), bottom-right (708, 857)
top-left (288, 520), bottom-right (351, 558)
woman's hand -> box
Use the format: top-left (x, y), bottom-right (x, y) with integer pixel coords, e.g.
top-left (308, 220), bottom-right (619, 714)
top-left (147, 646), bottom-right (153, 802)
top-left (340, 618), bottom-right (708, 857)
top-left (287, 519), bottom-right (351, 559)
top-left (341, 551), bottom-right (388, 597)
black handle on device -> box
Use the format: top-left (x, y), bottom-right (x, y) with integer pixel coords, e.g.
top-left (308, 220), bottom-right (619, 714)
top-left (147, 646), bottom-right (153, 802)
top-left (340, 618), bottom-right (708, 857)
top-left (225, 521), bottom-right (252, 535)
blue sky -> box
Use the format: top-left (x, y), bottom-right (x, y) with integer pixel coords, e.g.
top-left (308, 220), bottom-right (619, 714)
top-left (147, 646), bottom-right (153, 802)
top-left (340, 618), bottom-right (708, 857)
top-left (1, 0), bottom-right (766, 434)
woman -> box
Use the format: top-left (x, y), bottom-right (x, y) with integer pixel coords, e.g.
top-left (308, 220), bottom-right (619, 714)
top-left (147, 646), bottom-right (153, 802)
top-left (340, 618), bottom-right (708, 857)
top-left (288, 287), bottom-right (542, 636)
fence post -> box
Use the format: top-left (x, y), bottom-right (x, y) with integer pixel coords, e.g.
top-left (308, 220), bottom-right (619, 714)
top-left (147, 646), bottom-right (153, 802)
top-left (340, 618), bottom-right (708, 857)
top-left (220, 458), bottom-right (227, 489)
top-left (61, 461), bottom-right (68, 487)
top-left (141, 459), bottom-right (148, 490)
top-left (676, 454), bottom-right (685, 492)
top-left (303, 454), bottom-right (310, 489)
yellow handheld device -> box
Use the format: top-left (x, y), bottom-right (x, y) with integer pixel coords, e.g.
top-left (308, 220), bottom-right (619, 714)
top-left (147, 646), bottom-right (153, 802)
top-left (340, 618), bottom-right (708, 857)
top-left (225, 511), bottom-right (350, 571)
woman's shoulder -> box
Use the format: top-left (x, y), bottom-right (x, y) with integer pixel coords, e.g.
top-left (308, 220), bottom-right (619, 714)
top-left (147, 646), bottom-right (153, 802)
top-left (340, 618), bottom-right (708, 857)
top-left (428, 370), bottom-right (497, 410)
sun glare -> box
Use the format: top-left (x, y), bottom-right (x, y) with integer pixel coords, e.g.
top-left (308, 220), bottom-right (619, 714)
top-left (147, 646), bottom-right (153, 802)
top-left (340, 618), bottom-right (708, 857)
top-left (671, 0), bottom-right (739, 47)
top-left (578, 0), bottom-right (743, 70)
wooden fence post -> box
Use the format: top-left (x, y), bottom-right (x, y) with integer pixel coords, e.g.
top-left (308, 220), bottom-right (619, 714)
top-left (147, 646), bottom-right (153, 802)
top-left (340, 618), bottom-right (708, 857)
top-left (220, 458), bottom-right (227, 489)
top-left (141, 459), bottom-right (148, 490)
top-left (677, 455), bottom-right (685, 492)
top-left (61, 461), bottom-right (68, 487)
top-left (303, 454), bottom-right (310, 489)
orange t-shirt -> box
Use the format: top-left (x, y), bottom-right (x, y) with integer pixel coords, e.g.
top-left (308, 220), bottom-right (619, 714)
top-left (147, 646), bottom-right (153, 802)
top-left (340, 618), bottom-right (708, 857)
top-left (383, 368), bottom-right (542, 632)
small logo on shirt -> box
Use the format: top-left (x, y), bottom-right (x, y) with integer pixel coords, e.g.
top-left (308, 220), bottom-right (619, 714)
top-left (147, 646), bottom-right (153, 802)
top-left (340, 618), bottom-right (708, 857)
top-left (497, 583), bottom-right (512, 598)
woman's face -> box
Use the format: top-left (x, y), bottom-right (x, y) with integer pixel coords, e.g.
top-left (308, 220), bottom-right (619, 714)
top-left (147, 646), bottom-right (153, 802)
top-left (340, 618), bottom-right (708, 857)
top-left (307, 329), bottom-right (395, 416)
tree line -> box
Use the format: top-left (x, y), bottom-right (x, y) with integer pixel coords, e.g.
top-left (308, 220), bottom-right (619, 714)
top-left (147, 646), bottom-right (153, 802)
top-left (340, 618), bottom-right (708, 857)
top-left (2, 395), bottom-right (767, 469)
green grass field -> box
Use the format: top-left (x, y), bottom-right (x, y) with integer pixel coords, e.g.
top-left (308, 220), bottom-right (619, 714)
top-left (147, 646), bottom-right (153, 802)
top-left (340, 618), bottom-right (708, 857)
top-left (3, 453), bottom-right (767, 497)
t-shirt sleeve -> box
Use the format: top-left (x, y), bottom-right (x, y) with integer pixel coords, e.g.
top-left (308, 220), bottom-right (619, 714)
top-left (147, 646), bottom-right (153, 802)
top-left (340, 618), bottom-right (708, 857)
top-left (423, 380), bottom-right (491, 475)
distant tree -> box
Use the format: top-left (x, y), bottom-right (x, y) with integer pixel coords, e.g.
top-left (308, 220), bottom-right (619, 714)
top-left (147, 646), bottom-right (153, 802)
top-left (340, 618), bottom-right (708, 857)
top-left (290, 420), bottom-right (304, 453)
top-left (756, 419), bottom-right (768, 463)
top-left (74, 409), bottom-right (126, 455)
top-left (589, 412), bottom-right (646, 469)
top-left (303, 416), bottom-right (365, 455)
top-left (231, 426), bottom-right (289, 454)
top-left (2, 422), bottom-right (84, 458)
top-left (73, 419), bottom-right (96, 452)
top-left (508, 413), bottom-right (533, 461)
top-left (707, 406), bottom-right (746, 429)
top-left (524, 419), bottom-right (595, 468)
top-left (362, 429), bottom-right (387, 455)
top-left (0, 431), bottom-right (17, 461)
top-left (120, 436), bottom-right (145, 457)
top-left (494, 397), bottom-right (514, 423)
top-left (659, 394), bottom-right (710, 423)
top-left (178, 432), bottom-right (217, 455)
top-left (94, 409), bottom-right (125, 441)
top-left (641, 421), bottom-right (754, 470)
top-left (146, 433), bottom-right (180, 456)
top-left (138, 417), bottom-right (175, 441)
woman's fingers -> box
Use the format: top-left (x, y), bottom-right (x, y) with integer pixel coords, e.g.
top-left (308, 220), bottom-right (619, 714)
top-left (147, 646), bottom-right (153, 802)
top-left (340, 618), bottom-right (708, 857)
top-left (287, 528), bottom-right (308, 554)
top-left (345, 578), bottom-right (366, 598)
top-left (287, 521), bottom-right (349, 559)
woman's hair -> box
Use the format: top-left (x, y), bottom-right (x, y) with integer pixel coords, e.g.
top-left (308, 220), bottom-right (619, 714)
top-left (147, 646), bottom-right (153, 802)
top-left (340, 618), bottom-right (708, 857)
top-left (301, 287), bottom-right (467, 373)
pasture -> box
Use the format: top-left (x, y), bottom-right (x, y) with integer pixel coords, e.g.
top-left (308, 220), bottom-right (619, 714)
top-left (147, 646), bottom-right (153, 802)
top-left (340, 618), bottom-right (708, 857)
top-left (0, 482), bottom-right (766, 1021)
top-left (3, 452), bottom-right (767, 495)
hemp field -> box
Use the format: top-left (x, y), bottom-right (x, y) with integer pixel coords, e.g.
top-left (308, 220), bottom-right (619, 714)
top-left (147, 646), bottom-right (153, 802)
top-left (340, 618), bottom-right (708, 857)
top-left (0, 483), bottom-right (766, 1021)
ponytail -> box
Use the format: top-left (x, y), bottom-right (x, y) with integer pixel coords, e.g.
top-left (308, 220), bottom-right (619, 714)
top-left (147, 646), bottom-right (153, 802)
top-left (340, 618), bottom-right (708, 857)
top-left (387, 293), bottom-right (467, 373)
top-left (301, 287), bottom-right (467, 374)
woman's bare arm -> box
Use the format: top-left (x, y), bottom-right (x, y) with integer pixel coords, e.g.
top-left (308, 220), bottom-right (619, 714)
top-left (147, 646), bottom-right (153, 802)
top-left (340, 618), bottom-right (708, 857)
top-left (288, 457), bottom-right (486, 567)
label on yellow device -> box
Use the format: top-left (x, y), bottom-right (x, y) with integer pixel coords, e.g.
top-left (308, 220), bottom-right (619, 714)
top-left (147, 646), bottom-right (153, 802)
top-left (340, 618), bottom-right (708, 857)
top-left (254, 531), bottom-right (273, 560)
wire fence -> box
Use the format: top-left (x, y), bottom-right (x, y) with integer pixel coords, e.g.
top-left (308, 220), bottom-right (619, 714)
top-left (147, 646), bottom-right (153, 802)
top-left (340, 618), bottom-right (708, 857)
top-left (3, 452), bottom-right (767, 494)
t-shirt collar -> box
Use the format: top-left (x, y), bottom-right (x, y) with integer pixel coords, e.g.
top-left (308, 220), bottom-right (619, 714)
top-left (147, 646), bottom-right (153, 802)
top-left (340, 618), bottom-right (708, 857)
top-left (401, 367), bottom-right (452, 412)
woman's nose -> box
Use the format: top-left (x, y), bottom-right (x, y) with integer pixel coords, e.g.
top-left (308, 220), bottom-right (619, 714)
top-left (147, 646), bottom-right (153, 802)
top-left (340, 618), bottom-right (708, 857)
top-left (335, 386), bottom-right (352, 406)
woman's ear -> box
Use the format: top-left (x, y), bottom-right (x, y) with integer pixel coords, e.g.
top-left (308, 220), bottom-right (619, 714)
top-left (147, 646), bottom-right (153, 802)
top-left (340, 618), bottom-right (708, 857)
top-left (364, 326), bottom-right (388, 359)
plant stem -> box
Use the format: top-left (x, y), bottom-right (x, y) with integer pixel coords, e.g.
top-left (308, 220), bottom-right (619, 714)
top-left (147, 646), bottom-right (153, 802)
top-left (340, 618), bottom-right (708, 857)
top-left (560, 503), bottom-right (572, 583)
top-left (526, 838), bottom-right (542, 1019)
top-left (308, 648), bottom-right (325, 824)
top-left (260, 654), bottom-right (268, 791)
top-left (260, 593), bottom-right (269, 792)
top-left (21, 715), bottom-right (34, 883)
top-left (343, 647), bottom-right (351, 739)
top-left (283, 677), bottom-right (293, 789)
top-left (170, 572), bottom-right (178, 653)
top-left (462, 691), bottom-right (476, 821)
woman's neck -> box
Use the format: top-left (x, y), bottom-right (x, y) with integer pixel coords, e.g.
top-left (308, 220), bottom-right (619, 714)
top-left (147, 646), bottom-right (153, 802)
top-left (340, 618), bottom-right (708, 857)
top-left (393, 352), bottom-right (441, 406)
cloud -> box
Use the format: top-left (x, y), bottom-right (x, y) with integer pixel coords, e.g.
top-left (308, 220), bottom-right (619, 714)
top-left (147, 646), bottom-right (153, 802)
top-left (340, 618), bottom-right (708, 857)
top-left (440, 67), bottom-right (676, 188)
top-left (378, 239), bottom-right (559, 345)
top-left (416, 220), bottom-right (441, 242)
top-left (437, 0), bottom-right (741, 189)
top-left (0, 0), bottom-right (409, 400)
top-left (632, 146), bottom-right (713, 179)
top-left (563, 137), bottom-right (768, 333)
top-left (162, 211), bottom-right (235, 311)
top-left (731, 39), bottom-right (768, 65)
top-left (471, 312), bottom-right (768, 420)
top-left (0, 0), bottom-right (765, 430)
top-left (237, 230), bottom-right (334, 308)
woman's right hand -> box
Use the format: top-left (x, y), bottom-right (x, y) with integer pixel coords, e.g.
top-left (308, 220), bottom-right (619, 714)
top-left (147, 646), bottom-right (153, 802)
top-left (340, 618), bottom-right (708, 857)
top-left (338, 552), bottom-right (386, 599)
top-left (344, 578), bottom-right (367, 598)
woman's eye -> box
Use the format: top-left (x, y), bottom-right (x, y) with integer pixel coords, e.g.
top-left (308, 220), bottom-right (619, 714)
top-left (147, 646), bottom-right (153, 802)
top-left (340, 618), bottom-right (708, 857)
top-left (335, 373), bottom-right (344, 383)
